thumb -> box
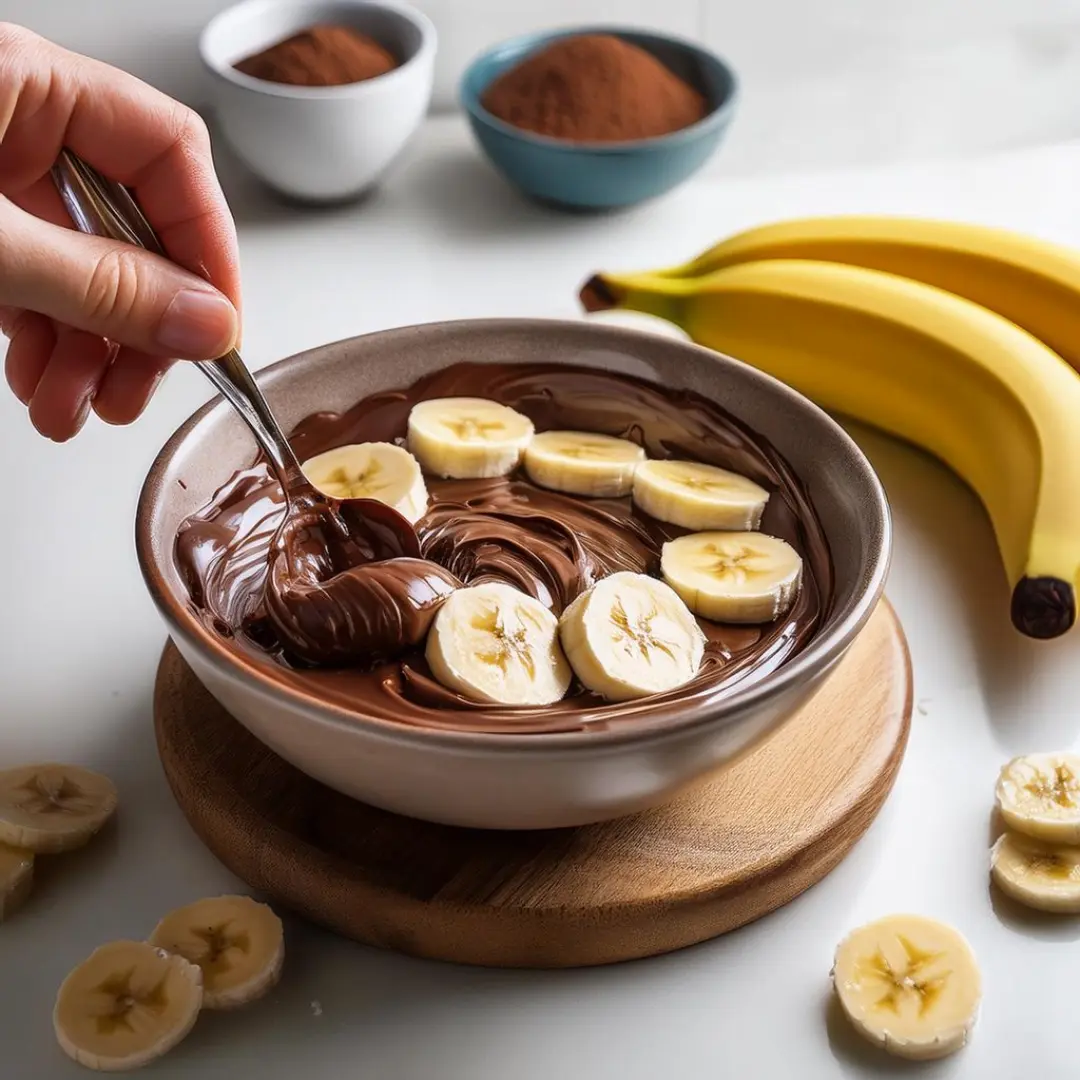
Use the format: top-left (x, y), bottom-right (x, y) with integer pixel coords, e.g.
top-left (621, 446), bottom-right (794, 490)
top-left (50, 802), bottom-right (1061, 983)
top-left (0, 199), bottom-right (239, 359)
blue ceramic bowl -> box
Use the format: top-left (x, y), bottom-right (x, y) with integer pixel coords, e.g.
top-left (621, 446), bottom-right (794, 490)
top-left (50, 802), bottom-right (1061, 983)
top-left (459, 25), bottom-right (738, 211)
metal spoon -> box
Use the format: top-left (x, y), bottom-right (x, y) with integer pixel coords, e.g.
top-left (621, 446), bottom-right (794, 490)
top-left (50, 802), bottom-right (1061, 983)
top-left (50, 148), bottom-right (419, 564)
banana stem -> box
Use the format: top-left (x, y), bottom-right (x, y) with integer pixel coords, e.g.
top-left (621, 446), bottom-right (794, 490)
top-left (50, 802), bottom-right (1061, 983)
top-left (578, 272), bottom-right (693, 324)
top-left (578, 274), bottom-right (621, 313)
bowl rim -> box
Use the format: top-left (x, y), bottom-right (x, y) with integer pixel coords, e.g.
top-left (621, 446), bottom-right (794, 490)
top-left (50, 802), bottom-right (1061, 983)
top-left (136, 318), bottom-right (892, 751)
top-left (458, 24), bottom-right (740, 154)
top-left (198, 0), bottom-right (437, 100)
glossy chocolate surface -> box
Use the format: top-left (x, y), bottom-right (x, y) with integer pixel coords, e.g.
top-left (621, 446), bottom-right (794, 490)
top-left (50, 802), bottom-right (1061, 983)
top-left (175, 362), bottom-right (834, 733)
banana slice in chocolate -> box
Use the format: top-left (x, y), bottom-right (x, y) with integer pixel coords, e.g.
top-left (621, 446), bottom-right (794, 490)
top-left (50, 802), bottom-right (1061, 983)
top-left (660, 531), bottom-right (804, 623)
top-left (426, 582), bottom-right (571, 705)
top-left (633, 459), bottom-right (769, 531)
top-left (524, 430), bottom-right (646, 497)
top-left (559, 571), bottom-right (705, 701)
top-left (301, 442), bottom-right (428, 523)
top-left (407, 398), bottom-right (534, 479)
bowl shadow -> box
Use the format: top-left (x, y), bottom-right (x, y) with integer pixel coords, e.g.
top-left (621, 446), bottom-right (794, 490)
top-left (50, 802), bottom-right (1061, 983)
top-left (837, 419), bottom-right (1080, 752)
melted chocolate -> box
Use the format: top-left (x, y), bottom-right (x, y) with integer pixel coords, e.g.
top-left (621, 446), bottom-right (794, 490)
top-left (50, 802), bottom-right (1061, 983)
top-left (175, 363), bottom-right (834, 733)
top-left (264, 490), bottom-right (455, 666)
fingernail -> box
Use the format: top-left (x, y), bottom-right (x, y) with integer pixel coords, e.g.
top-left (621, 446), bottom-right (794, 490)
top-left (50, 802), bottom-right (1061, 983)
top-left (155, 289), bottom-right (237, 358)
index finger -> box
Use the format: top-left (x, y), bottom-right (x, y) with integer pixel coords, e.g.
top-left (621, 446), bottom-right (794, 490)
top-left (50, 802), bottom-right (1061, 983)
top-left (0, 23), bottom-right (241, 311)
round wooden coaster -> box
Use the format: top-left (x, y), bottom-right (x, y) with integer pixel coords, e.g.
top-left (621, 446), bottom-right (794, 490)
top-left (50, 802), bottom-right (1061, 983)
top-left (154, 599), bottom-right (911, 969)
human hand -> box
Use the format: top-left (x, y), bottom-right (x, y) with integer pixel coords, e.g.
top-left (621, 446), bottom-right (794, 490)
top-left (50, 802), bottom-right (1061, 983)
top-left (0, 23), bottom-right (241, 441)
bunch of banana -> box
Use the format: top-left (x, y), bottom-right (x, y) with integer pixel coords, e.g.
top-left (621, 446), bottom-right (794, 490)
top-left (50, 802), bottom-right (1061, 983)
top-left (579, 215), bottom-right (1080, 641)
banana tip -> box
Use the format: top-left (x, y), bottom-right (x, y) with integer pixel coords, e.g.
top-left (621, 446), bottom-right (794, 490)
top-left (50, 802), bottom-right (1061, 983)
top-left (579, 275), bottom-right (619, 313)
top-left (1011, 576), bottom-right (1076, 639)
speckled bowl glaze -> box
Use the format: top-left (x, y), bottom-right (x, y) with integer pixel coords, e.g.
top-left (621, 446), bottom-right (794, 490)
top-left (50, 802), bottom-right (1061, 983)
top-left (460, 26), bottom-right (738, 211)
top-left (136, 320), bottom-right (891, 830)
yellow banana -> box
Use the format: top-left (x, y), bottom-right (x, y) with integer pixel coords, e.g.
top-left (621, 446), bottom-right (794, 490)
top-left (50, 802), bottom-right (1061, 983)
top-left (640, 214), bottom-right (1080, 374)
top-left (578, 259), bottom-right (1080, 640)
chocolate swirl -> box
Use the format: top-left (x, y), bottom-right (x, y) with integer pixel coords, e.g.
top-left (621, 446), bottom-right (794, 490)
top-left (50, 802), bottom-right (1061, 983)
top-left (419, 477), bottom-right (659, 612)
top-left (265, 500), bottom-right (458, 666)
top-left (175, 362), bottom-right (834, 734)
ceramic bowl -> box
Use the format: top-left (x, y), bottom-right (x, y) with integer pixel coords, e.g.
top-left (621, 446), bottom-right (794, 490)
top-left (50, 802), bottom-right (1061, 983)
top-left (136, 320), bottom-right (891, 830)
top-left (459, 26), bottom-right (738, 211)
top-left (199, 0), bottom-right (435, 202)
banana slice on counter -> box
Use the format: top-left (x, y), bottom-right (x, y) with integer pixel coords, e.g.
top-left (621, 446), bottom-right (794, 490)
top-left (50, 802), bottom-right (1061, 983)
top-left (149, 894), bottom-right (284, 1010)
top-left (524, 430), bottom-right (646, 497)
top-left (559, 571), bottom-right (705, 702)
top-left (990, 831), bottom-right (1080, 913)
top-left (831, 914), bottom-right (981, 1061)
top-left (995, 752), bottom-right (1080, 843)
top-left (54, 940), bottom-right (203, 1072)
top-left (0, 764), bottom-right (117, 853)
top-left (426, 582), bottom-right (572, 705)
top-left (661, 531), bottom-right (803, 624)
top-left (301, 442), bottom-right (429, 524)
top-left (407, 398), bottom-right (534, 479)
top-left (632, 459), bottom-right (769, 530)
top-left (0, 842), bottom-right (33, 922)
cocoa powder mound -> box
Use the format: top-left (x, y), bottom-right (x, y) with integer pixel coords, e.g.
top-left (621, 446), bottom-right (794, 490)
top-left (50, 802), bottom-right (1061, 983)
top-left (233, 25), bottom-right (398, 87)
top-left (480, 34), bottom-right (709, 142)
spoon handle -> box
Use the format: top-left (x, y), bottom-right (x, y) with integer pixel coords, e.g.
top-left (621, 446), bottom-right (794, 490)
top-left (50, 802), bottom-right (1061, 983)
top-left (50, 148), bottom-right (305, 487)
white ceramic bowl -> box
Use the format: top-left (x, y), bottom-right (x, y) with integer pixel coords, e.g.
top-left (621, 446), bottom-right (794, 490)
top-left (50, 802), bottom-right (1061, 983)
top-left (137, 320), bottom-right (891, 830)
top-left (199, 0), bottom-right (435, 201)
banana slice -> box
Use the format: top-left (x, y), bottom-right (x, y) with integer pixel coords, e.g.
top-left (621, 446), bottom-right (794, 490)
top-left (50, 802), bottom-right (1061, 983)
top-left (831, 914), bottom-right (981, 1061)
top-left (54, 940), bottom-right (203, 1072)
top-left (149, 894), bottom-right (284, 1010)
top-left (425, 582), bottom-right (572, 705)
top-left (301, 442), bottom-right (428, 524)
top-left (524, 430), bottom-right (646, 497)
top-left (559, 571), bottom-right (705, 701)
top-left (0, 764), bottom-right (117, 853)
top-left (0, 842), bottom-right (33, 922)
top-left (990, 831), bottom-right (1080, 913)
top-left (407, 397), bottom-right (534, 479)
top-left (995, 752), bottom-right (1080, 843)
top-left (661, 531), bottom-right (803, 623)
top-left (632, 459), bottom-right (769, 530)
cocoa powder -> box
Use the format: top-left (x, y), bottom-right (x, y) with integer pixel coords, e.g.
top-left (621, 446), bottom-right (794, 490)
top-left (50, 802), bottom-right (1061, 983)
top-left (233, 25), bottom-right (398, 87)
top-left (481, 34), bottom-right (709, 142)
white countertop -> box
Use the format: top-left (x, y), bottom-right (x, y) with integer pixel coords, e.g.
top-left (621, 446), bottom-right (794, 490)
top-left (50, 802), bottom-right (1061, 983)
top-left (4, 116), bottom-right (1080, 1078)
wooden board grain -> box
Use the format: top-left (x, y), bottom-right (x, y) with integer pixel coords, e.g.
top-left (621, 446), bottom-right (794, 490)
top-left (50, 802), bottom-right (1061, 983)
top-left (154, 599), bottom-right (911, 968)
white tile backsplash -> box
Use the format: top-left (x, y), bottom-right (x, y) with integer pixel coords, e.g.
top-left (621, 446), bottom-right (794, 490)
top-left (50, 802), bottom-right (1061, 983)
top-left (702, 0), bottom-right (1080, 172)
top-left (2, 0), bottom-right (1080, 171)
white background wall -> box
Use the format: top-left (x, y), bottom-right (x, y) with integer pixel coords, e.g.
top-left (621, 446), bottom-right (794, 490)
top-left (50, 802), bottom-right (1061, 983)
top-left (3, 0), bottom-right (1080, 173)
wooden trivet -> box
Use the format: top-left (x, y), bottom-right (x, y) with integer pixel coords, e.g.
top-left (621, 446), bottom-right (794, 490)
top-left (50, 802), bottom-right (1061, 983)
top-left (154, 599), bottom-right (911, 968)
